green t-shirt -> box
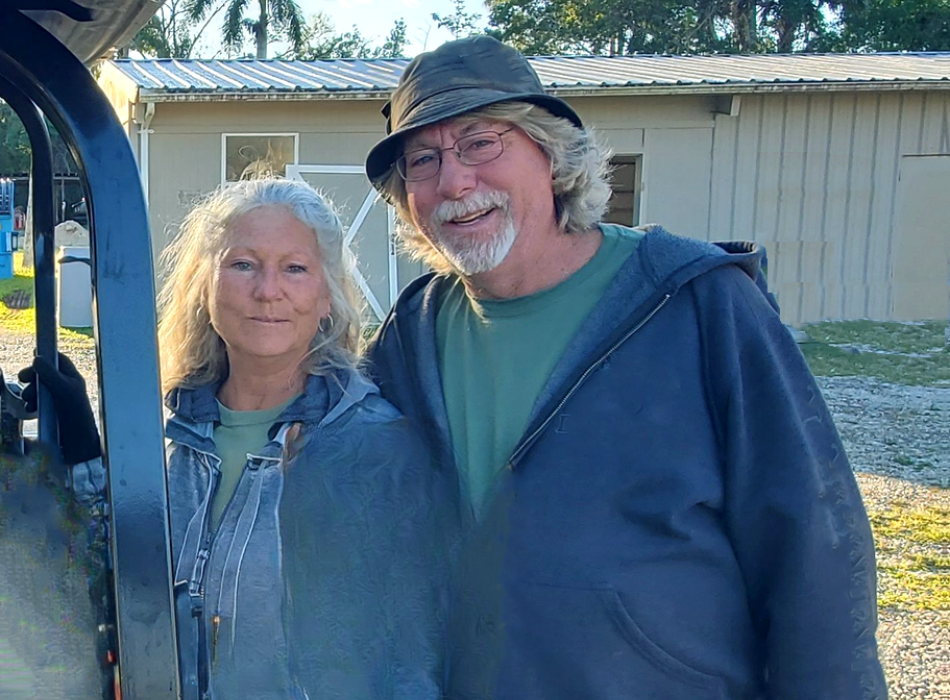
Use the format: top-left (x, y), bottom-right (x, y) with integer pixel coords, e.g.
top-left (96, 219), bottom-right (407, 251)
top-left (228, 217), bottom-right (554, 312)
top-left (211, 394), bottom-right (299, 530)
top-left (436, 224), bottom-right (643, 516)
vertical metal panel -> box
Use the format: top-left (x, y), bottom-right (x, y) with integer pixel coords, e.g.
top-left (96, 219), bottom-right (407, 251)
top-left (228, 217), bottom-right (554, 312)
top-left (641, 128), bottom-right (713, 236)
top-left (146, 132), bottom-right (220, 254)
top-left (796, 94), bottom-right (827, 323)
top-left (757, 95), bottom-right (786, 244)
top-left (707, 113), bottom-right (739, 242)
top-left (801, 94), bottom-right (836, 322)
top-left (941, 95), bottom-right (950, 152)
top-left (705, 114), bottom-right (719, 240)
top-left (892, 155), bottom-right (950, 320)
top-left (817, 93), bottom-right (852, 320)
top-left (841, 93), bottom-right (874, 319)
top-left (657, 87), bottom-right (950, 325)
top-left (837, 93), bottom-right (859, 318)
top-left (865, 93), bottom-right (900, 319)
top-left (776, 94), bottom-right (808, 323)
top-left (921, 92), bottom-right (947, 152)
top-left (883, 92), bottom-right (906, 318)
top-left (730, 95), bottom-right (763, 246)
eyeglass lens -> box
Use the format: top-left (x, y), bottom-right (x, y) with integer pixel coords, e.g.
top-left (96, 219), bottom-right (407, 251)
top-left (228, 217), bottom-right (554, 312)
top-left (398, 130), bottom-right (508, 181)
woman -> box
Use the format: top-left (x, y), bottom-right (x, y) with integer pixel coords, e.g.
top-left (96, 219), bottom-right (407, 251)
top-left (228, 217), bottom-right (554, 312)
top-left (154, 177), bottom-right (449, 699)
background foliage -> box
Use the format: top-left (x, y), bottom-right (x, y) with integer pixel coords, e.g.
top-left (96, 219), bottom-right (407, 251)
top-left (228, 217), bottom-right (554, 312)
top-left (121, 0), bottom-right (950, 59)
top-left (484, 0), bottom-right (950, 55)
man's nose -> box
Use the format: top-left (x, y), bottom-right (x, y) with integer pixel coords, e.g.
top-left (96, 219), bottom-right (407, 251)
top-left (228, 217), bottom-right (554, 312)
top-left (435, 150), bottom-right (476, 200)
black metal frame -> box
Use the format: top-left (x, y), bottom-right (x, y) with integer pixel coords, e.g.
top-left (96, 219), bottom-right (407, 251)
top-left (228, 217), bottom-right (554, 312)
top-left (0, 75), bottom-right (59, 449)
top-left (0, 7), bottom-right (180, 699)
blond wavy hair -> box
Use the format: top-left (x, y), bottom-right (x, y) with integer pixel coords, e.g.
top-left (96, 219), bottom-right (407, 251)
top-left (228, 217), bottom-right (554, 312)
top-left (157, 178), bottom-right (363, 395)
top-left (378, 101), bottom-right (613, 274)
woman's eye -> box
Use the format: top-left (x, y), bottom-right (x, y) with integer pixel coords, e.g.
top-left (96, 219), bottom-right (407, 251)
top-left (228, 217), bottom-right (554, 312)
top-left (230, 260), bottom-right (253, 271)
top-left (286, 264), bottom-right (308, 274)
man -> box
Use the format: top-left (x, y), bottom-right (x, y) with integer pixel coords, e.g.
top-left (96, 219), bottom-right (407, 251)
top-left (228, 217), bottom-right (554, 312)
top-left (365, 35), bottom-right (887, 700)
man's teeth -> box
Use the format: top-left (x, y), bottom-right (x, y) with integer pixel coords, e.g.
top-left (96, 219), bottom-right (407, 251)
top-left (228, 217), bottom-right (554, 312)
top-left (453, 209), bottom-right (491, 224)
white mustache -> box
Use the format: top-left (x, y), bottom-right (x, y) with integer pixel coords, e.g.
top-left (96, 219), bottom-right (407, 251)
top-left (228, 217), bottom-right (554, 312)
top-left (432, 190), bottom-right (511, 227)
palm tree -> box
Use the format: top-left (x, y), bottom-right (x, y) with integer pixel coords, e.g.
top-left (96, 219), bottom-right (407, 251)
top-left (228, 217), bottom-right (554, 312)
top-left (189, 0), bottom-right (306, 59)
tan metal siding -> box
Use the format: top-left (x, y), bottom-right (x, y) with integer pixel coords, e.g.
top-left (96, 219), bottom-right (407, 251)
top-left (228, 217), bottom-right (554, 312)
top-left (698, 91), bottom-right (950, 324)
top-left (126, 85), bottom-right (949, 325)
top-left (641, 127), bottom-right (713, 236)
top-left (146, 132), bottom-right (221, 258)
top-left (892, 155), bottom-right (950, 320)
top-left (144, 100), bottom-right (389, 250)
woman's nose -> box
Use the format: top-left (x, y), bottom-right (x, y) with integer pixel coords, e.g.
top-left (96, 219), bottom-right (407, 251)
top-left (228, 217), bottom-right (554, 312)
top-left (254, 268), bottom-right (283, 300)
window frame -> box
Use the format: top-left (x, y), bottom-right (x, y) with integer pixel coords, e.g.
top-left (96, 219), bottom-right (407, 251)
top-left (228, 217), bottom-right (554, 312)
top-left (605, 154), bottom-right (642, 227)
top-left (220, 132), bottom-right (300, 183)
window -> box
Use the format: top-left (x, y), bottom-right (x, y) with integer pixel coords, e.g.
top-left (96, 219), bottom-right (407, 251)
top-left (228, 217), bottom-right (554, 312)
top-left (222, 134), bottom-right (298, 182)
top-left (604, 156), bottom-right (640, 227)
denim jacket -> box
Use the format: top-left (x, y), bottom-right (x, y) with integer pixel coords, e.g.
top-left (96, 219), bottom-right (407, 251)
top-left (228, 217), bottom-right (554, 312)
top-left (78, 368), bottom-right (451, 700)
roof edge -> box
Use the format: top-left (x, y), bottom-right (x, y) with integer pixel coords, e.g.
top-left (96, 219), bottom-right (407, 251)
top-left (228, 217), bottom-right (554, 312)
top-left (137, 79), bottom-right (950, 103)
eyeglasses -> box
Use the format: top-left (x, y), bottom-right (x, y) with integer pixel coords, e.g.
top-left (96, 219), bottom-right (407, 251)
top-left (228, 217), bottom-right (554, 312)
top-left (396, 128), bottom-right (514, 182)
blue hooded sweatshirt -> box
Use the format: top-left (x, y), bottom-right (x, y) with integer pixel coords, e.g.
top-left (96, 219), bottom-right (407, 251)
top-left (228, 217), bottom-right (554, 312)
top-left (367, 224), bottom-right (887, 700)
top-left (165, 369), bottom-right (452, 699)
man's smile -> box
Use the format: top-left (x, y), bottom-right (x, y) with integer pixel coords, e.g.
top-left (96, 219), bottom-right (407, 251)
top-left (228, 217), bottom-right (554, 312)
top-left (450, 208), bottom-right (495, 225)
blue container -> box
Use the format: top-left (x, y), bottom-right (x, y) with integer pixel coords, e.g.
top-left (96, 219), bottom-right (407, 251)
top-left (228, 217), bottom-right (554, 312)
top-left (0, 251), bottom-right (12, 280)
top-left (0, 179), bottom-right (12, 237)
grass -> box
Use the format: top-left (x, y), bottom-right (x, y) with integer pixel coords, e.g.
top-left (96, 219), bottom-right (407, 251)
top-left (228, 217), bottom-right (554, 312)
top-left (0, 253), bottom-right (94, 348)
top-left (799, 320), bottom-right (949, 386)
top-left (869, 496), bottom-right (949, 613)
top-left (799, 321), bottom-right (950, 615)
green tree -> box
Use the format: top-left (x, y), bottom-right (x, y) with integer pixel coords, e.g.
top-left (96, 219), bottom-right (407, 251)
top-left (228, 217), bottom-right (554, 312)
top-left (127, 0), bottom-right (196, 57)
top-left (290, 14), bottom-right (409, 59)
top-left (0, 101), bottom-right (30, 175)
top-left (488, 0), bottom-right (726, 55)
top-left (484, 0), bottom-right (573, 54)
top-left (377, 19), bottom-right (409, 58)
top-left (835, 0), bottom-right (950, 51)
top-left (433, 0), bottom-right (484, 40)
top-left (189, 0), bottom-right (306, 59)
top-left (487, 0), bottom-right (864, 54)
top-left (758, 0), bottom-right (866, 52)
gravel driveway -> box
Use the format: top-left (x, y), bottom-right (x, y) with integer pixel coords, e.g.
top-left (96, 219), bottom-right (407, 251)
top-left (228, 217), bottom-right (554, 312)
top-left (1, 330), bottom-right (946, 699)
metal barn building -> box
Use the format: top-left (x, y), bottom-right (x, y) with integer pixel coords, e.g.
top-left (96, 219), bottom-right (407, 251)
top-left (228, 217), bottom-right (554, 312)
top-left (98, 52), bottom-right (950, 326)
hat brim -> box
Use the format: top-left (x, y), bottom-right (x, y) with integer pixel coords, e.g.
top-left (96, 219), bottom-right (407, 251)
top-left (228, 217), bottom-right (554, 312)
top-left (365, 88), bottom-right (582, 186)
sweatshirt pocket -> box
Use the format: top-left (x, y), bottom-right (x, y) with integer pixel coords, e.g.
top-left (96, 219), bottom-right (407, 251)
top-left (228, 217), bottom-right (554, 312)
top-left (490, 581), bottom-right (726, 700)
top-left (597, 587), bottom-right (724, 694)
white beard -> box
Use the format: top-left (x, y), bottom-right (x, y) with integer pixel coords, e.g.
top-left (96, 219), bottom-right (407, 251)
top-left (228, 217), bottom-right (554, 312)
top-left (428, 190), bottom-right (518, 276)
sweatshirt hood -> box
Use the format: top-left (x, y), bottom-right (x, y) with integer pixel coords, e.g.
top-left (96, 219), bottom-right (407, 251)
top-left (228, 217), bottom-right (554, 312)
top-left (382, 224), bottom-right (772, 329)
top-left (368, 224), bottom-right (775, 482)
top-left (165, 367), bottom-right (379, 441)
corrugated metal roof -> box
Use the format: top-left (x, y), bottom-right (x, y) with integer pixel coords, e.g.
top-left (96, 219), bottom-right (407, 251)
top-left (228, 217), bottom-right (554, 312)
top-left (107, 52), bottom-right (950, 101)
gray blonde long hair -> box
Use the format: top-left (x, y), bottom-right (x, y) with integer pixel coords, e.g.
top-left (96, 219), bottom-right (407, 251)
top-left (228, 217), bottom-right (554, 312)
top-left (157, 178), bottom-right (363, 395)
top-left (380, 101), bottom-right (613, 274)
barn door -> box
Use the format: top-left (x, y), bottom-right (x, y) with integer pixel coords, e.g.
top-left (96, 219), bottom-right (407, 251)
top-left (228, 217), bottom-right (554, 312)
top-left (287, 165), bottom-right (403, 323)
top-left (892, 155), bottom-right (950, 321)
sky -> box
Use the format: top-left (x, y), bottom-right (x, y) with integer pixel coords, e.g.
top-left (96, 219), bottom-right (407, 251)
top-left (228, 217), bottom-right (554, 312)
top-left (311, 0), bottom-right (489, 54)
top-left (190, 0), bottom-right (491, 58)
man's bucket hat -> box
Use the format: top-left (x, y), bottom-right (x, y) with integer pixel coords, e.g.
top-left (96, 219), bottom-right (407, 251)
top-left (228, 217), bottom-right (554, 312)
top-left (365, 35), bottom-right (583, 187)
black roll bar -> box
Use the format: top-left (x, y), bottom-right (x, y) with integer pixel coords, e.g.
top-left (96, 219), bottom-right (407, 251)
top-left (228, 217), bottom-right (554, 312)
top-left (0, 6), bottom-right (180, 699)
